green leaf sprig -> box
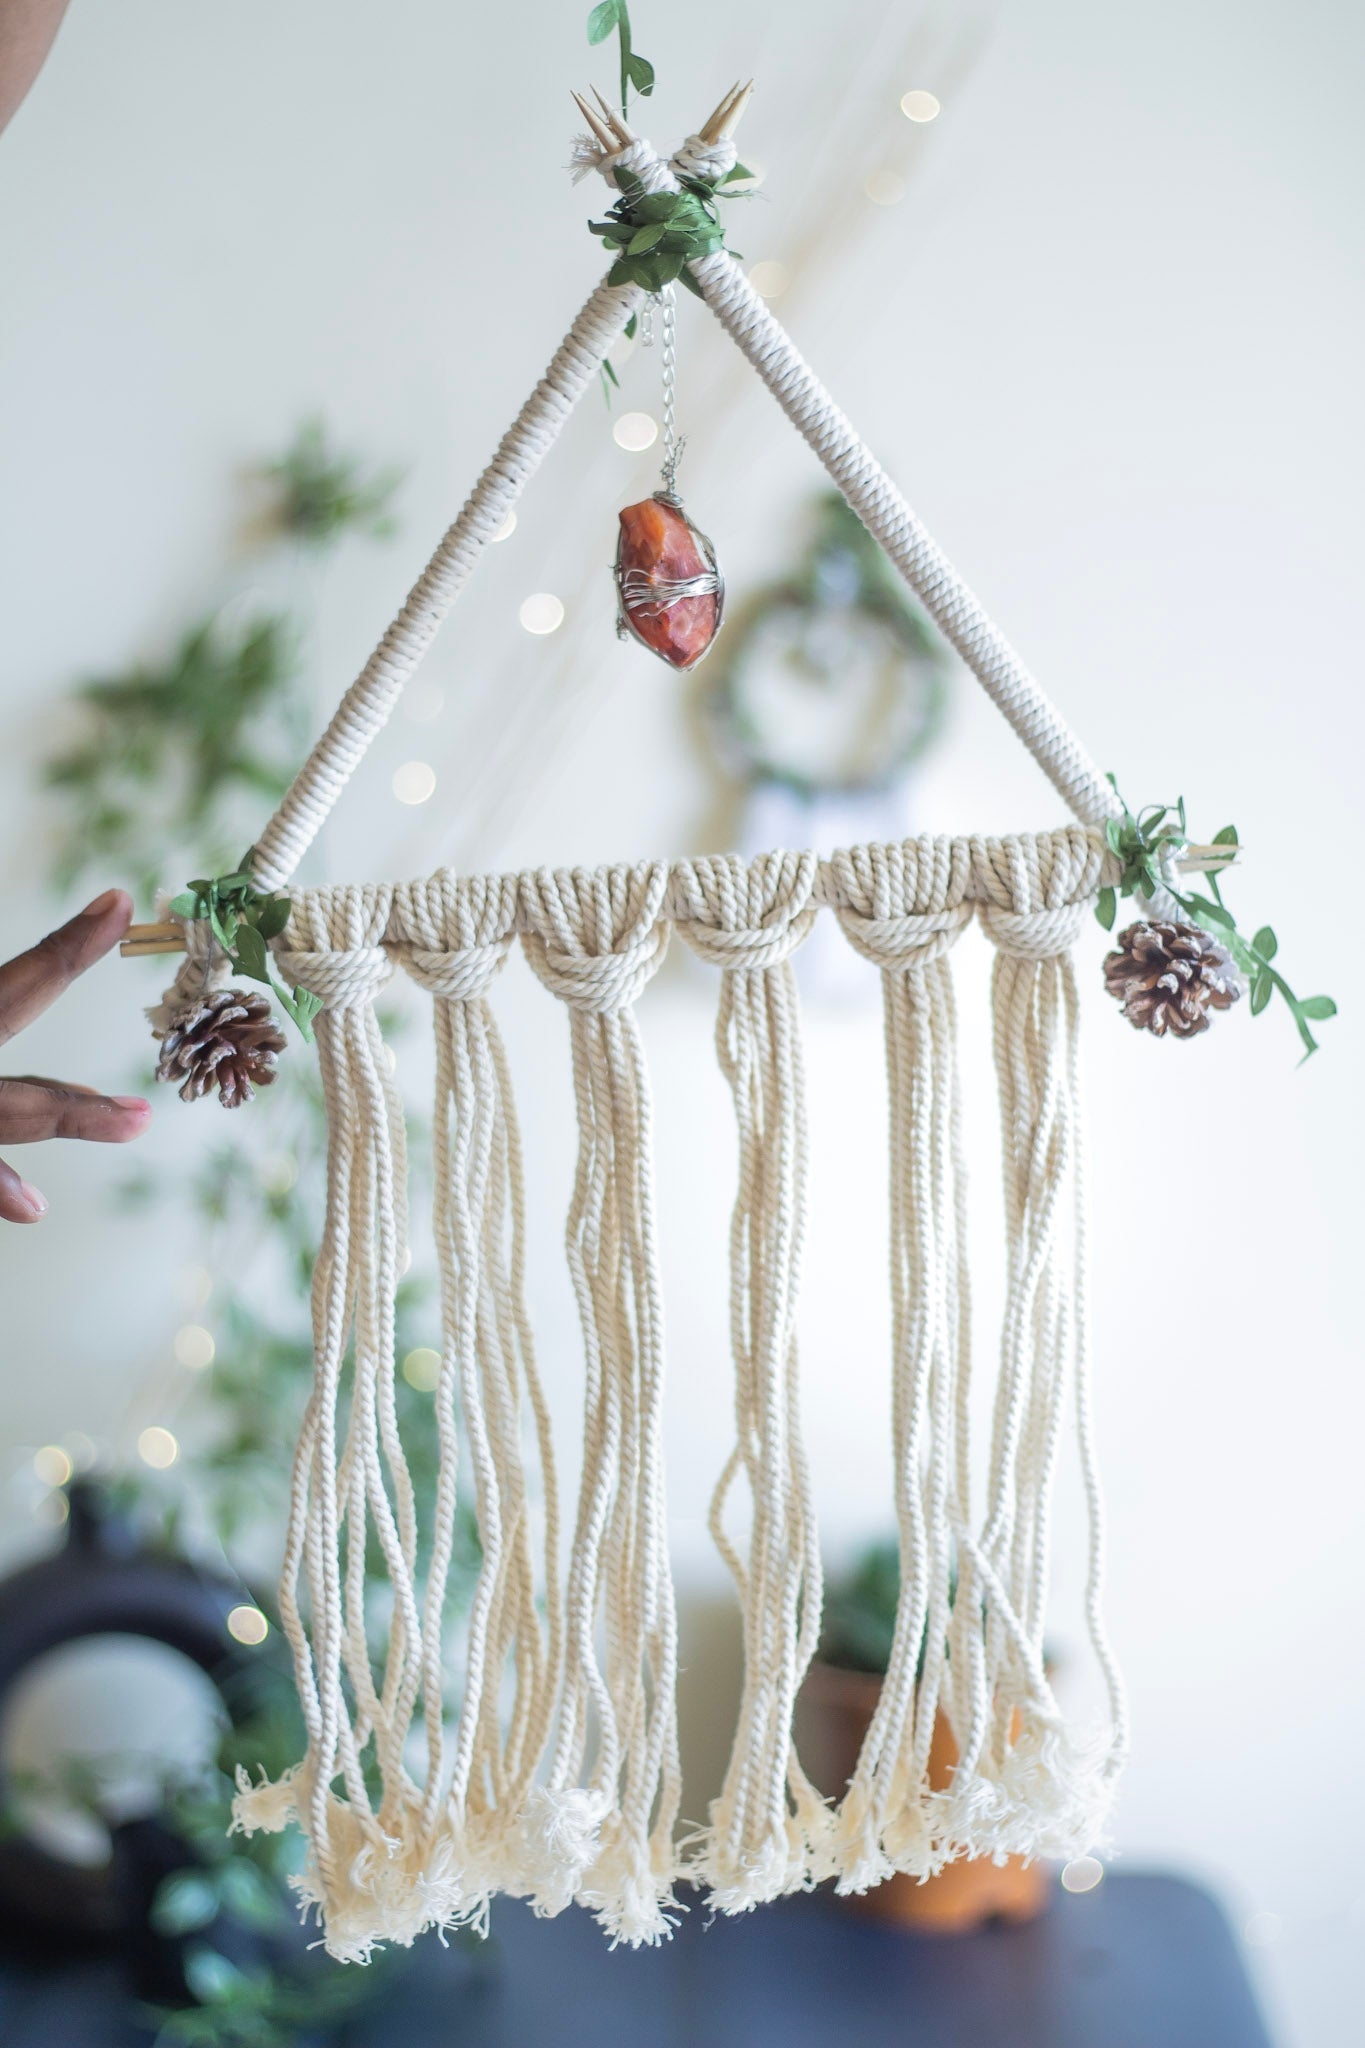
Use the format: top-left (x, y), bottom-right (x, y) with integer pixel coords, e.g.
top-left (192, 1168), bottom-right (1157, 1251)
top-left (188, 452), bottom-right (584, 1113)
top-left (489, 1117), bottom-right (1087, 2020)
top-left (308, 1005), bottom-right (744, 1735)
top-left (588, 161), bottom-right (751, 300)
top-left (586, 0), bottom-right (654, 112)
top-left (1096, 776), bottom-right (1336, 1059)
top-left (170, 861), bottom-right (323, 1043)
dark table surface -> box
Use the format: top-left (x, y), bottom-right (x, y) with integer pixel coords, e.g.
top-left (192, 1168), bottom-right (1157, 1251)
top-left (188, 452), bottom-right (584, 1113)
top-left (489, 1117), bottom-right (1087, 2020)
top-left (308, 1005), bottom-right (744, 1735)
top-left (0, 1871), bottom-right (1275, 2048)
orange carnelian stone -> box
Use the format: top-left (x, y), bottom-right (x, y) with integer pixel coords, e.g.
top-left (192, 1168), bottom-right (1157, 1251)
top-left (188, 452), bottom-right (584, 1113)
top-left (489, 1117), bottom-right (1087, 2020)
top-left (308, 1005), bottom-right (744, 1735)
top-left (617, 496), bottom-right (720, 670)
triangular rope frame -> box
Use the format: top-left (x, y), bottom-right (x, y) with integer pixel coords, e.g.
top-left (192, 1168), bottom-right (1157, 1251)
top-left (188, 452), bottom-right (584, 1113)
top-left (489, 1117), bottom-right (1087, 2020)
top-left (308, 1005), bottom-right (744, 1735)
top-left (212, 124), bottom-right (1131, 1956)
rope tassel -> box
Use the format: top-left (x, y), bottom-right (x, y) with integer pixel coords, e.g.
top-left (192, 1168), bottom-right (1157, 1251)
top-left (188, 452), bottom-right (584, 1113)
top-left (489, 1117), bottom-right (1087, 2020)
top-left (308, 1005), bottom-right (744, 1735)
top-left (674, 851), bottom-right (830, 1910)
top-left (232, 884), bottom-right (431, 1961)
top-left (518, 863), bottom-right (682, 1946)
top-left (939, 830), bottom-right (1127, 1862)
top-left (831, 839), bottom-right (974, 1890)
top-left (390, 872), bottom-right (563, 1928)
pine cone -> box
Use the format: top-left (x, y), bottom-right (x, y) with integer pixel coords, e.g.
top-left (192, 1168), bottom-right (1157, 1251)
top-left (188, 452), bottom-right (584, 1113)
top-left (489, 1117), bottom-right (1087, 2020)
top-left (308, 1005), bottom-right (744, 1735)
top-left (155, 988), bottom-right (288, 1107)
top-left (1103, 920), bottom-right (1241, 1038)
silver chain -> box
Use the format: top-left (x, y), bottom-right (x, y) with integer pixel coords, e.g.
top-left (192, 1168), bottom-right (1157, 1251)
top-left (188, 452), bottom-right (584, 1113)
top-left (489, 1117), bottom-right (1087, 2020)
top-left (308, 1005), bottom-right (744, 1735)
top-left (642, 285), bottom-right (685, 498)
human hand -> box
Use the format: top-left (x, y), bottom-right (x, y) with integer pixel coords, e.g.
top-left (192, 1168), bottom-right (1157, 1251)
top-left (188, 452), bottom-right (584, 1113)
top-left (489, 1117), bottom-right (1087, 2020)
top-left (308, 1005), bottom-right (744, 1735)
top-left (0, 889), bottom-right (152, 1223)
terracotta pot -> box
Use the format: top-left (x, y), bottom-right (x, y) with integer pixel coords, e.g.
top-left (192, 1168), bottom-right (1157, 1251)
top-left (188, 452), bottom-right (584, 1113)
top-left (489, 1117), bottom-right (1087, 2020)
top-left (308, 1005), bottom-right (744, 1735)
top-left (795, 1660), bottom-right (1048, 1932)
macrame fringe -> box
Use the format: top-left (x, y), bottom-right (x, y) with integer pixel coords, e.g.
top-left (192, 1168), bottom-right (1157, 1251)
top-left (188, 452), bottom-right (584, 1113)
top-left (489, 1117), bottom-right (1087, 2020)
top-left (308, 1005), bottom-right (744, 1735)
top-left (673, 851), bottom-right (834, 1911)
top-left (231, 832), bottom-right (1127, 1955)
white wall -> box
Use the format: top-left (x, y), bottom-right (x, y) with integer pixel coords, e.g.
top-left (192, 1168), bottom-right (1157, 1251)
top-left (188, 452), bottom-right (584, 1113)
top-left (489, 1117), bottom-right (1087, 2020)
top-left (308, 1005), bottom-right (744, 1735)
top-left (2, 3), bottom-right (1362, 2041)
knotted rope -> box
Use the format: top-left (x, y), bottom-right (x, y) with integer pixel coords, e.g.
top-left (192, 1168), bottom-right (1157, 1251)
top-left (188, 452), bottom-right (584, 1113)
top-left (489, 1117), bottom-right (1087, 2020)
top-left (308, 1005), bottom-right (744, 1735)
top-left (234, 885), bottom-right (431, 1961)
top-left (939, 829), bottom-right (1125, 1861)
top-left (828, 840), bottom-right (973, 1887)
top-left (517, 861), bottom-right (682, 1945)
top-left (673, 850), bottom-right (831, 1910)
top-left (388, 871), bottom-right (561, 1926)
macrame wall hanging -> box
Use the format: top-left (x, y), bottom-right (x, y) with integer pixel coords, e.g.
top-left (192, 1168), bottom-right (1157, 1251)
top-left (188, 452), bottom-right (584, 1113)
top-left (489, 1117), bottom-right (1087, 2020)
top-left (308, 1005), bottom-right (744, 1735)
top-left (124, 73), bottom-right (1332, 1961)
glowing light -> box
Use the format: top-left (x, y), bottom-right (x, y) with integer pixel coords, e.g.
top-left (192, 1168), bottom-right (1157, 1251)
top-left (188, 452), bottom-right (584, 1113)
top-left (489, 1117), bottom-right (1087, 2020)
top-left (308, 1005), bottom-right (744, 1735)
top-left (519, 593), bottom-right (565, 635)
top-left (1243, 1910), bottom-right (1283, 1949)
top-left (227, 1604), bottom-right (269, 1646)
top-left (864, 167), bottom-right (906, 206)
top-left (35, 1491), bottom-right (69, 1527)
top-left (174, 1324), bottom-right (215, 1371)
top-left (138, 1426), bottom-right (179, 1470)
top-left (402, 1347), bottom-right (442, 1392)
top-left (1060, 1856), bottom-right (1104, 1894)
top-left (613, 411), bottom-right (659, 452)
top-left (392, 760), bottom-right (437, 805)
top-left (490, 511), bottom-right (517, 543)
top-left (747, 259), bottom-right (790, 300)
top-left (33, 1445), bottom-right (72, 1488)
top-left (900, 88), bottom-right (941, 123)
top-left (257, 1152), bottom-right (298, 1197)
top-left (404, 682), bottom-right (445, 725)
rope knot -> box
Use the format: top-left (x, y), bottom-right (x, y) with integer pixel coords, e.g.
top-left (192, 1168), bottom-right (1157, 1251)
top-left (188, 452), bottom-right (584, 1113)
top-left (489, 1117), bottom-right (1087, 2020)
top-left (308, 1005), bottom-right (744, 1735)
top-left (273, 946), bottom-right (394, 1012)
top-left (520, 862), bottom-right (672, 1017)
top-left (669, 135), bottom-right (738, 185)
top-left (836, 902), bottom-right (971, 971)
top-left (522, 926), bottom-right (668, 1014)
top-left (391, 937), bottom-right (512, 1004)
top-left (673, 851), bottom-right (818, 976)
top-left (976, 902), bottom-right (1087, 961)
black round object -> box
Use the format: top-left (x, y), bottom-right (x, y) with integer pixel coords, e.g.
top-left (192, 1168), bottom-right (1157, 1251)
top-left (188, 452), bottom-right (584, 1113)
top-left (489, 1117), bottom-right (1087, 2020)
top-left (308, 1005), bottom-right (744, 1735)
top-left (0, 1482), bottom-right (284, 1948)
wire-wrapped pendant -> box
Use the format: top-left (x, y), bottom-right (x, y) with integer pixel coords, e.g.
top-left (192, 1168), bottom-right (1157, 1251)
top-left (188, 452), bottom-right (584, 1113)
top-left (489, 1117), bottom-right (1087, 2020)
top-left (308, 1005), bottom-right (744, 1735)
top-left (615, 491), bottom-right (724, 671)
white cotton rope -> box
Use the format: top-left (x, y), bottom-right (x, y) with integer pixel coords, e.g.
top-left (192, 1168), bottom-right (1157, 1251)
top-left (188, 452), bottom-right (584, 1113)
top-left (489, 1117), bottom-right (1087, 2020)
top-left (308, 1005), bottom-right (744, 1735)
top-left (937, 828), bottom-right (1128, 1862)
top-left (219, 98), bottom-right (1131, 1963)
top-left (672, 850), bottom-right (832, 1911)
top-left (247, 129), bottom-right (1118, 897)
top-left (830, 837), bottom-right (975, 1891)
top-left (226, 826), bottom-right (1127, 1955)
top-left (516, 861), bottom-right (683, 1945)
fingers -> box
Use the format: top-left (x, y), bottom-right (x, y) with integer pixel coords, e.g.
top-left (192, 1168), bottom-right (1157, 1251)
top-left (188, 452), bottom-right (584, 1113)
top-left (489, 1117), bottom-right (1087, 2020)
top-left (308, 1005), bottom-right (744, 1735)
top-left (0, 1156), bottom-right (48, 1224)
top-left (0, 890), bottom-right (134, 1048)
top-left (0, 1075), bottom-right (151, 1145)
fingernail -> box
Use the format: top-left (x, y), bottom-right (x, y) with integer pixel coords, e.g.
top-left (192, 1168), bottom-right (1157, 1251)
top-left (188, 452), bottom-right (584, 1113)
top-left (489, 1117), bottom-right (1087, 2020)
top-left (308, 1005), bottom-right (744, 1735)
top-left (111, 1095), bottom-right (151, 1113)
top-left (18, 1181), bottom-right (48, 1220)
top-left (80, 889), bottom-right (120, 918)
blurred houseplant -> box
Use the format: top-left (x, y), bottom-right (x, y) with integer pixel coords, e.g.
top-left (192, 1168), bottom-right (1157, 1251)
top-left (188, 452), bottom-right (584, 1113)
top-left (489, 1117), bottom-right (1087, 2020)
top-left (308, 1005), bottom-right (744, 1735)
top-left (22, 422), bottom-right (479, 2042)
top-left (798, 1538), bottom-right (1049, 1931)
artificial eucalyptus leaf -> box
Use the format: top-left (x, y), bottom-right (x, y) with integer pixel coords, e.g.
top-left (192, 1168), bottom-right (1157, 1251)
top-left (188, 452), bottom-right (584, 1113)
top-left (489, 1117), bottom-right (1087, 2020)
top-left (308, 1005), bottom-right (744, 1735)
top-left (233, 924), bottom-right (270, 984)
top-left (1096, 886), bottom-right (1117, 932)
top-left (1214, 823), bottom-right (1238, 846)
top-left (168, 891), bottom-right (199, 919)
top-left (626, 51), bottom-right (654, 93)
top-left (1251, 971), bottom-right (1273, 1015)
top-left (1299, 995), bottom-right (1338, 1020)
top-left (627, 222), bottom-right (665, 254)
top-left (254, 894), bottom-right (292, 941)
top-left (1104, 817), bottom-right (1123, 856)
top-left (1252, 925), bottom-right (1277, 960)
top-left (586, 0), bottom-right (619, 43)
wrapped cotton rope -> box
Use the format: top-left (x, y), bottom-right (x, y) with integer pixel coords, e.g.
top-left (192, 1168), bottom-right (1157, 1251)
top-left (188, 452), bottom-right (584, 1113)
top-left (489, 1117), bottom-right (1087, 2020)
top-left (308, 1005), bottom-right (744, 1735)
top-left (672, 850), bottom-right (831, 1911)
top-left (517, 862), bottom-right (682, 1945)
top-left (829, 838), bottom-right (974, 1890)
